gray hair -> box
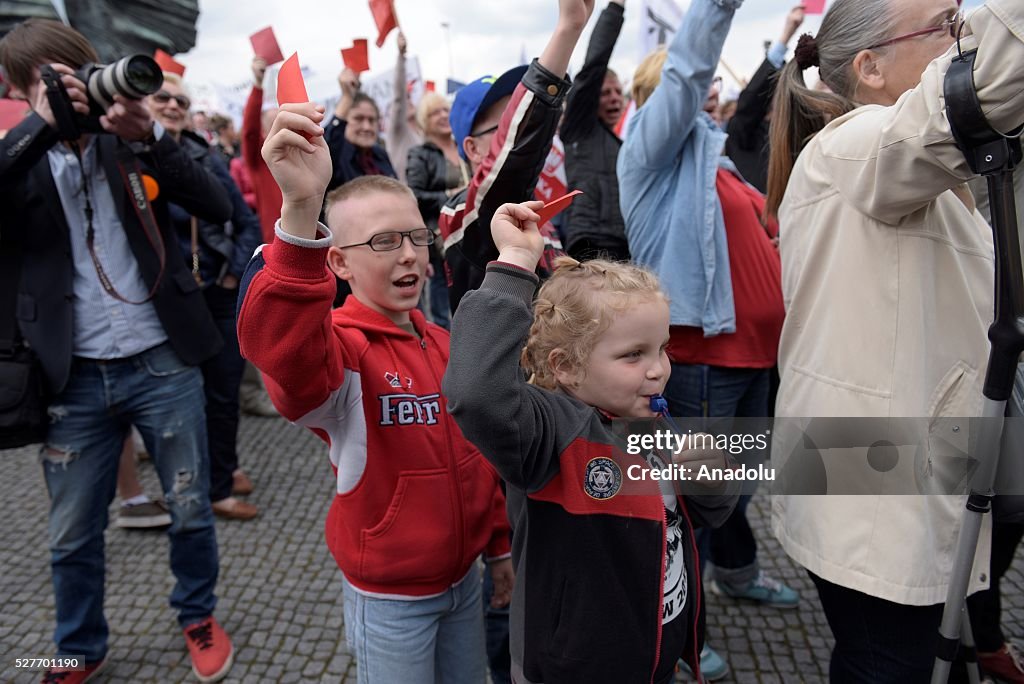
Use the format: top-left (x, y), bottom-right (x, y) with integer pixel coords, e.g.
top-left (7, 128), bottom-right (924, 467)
top-left (765, 0), bottom-right (904, 217)
top-left (817, 0), bottom-right (904, 98)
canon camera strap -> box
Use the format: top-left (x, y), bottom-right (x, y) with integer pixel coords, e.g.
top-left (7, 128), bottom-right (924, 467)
top-left (74, 142), bottom-right (167, 305)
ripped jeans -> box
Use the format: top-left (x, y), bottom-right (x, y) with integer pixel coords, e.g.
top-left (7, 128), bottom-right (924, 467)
top-left (42, 342), bottom-right (218, 661)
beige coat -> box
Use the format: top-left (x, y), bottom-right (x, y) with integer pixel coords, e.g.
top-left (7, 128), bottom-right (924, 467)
top-left (772, 0), bottom-right (1023, 606)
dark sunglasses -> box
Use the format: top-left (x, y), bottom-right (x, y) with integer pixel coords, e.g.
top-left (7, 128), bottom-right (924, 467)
top-left (338, 228), bottom-right (435, 252)
top-left (151, 90), bottom-right (191, 110)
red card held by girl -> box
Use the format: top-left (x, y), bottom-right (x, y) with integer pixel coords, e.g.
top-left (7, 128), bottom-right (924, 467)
top-left (536, 190), bottom-right (583, 226)
top-left (804, 0), bottom-right (826, 14)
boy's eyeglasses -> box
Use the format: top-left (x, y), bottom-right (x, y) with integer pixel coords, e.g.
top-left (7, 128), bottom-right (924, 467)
top-left (338, 228), bottom-right (435, 252)
top-left (152, 91), bottom-right (191, 110)
top-left (470, 124), bottom-right (499, 138)
top-left (866, 10), bottom-right (963, 50)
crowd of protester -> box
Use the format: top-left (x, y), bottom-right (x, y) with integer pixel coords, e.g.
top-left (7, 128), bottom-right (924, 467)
top-left (2, 0), bottom-right (1024, 682)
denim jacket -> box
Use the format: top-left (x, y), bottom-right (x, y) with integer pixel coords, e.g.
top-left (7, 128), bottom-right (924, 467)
top-left (617, 0), bottom-right (744, 336)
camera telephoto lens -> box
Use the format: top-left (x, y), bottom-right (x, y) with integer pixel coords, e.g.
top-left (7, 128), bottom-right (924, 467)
top-left (121, 56), bottom-right (164, 96)
top-left (86, 55), bottom-right (163, 110)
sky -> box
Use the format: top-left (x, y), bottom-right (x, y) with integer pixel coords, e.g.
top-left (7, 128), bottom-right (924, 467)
top-left (176, 0), bottom-right (981, 112)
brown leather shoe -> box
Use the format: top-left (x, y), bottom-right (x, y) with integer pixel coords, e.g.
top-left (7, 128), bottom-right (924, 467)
top-left (231, 469), bottom-right (254, 496)
top-left (211, 497), bottom-right (259, 521)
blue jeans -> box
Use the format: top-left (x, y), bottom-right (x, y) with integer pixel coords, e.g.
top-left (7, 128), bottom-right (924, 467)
top-left (343, 564), bottom-right (486, 684)
top-left (663, 363), bottom-right (769, 587)
top-left (42, 343), bottom-right (219, 661)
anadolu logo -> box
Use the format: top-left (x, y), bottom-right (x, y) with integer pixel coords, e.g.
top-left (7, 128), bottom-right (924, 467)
top-left (584, 457), bottom-right (622, 500)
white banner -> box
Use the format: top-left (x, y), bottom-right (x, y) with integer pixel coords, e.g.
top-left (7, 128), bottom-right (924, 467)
top-left (359, 56), bottom-right (425, 140)
top-left (639, 0), bottom-right (685, 62)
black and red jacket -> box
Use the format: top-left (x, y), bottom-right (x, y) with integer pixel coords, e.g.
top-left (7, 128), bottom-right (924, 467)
top-left (443, 263), bottom-right (738, 683)
top-left (237, 226), bottom-right (511, 597)
top-left (439, 59), bottom-right (569, 313)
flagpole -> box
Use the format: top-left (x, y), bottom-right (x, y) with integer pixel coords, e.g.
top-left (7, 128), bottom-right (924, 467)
top-left (717, 57), bottom-right (747, 89)
top-left (441, 21), bottom-right (454, 82)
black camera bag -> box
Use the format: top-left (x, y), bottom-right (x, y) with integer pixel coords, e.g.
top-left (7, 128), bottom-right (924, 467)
top-left (0, 239), bottom-right (48, 449)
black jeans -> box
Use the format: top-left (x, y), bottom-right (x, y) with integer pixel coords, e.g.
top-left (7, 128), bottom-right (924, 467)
top-left (201, 285), bottom-right (246, 502)
top-left (810, 572), bottom-right (986, 683)
top-left (967, 520), bottom-right (1024, 651)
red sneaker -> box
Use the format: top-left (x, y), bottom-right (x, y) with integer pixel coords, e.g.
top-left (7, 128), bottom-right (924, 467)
top-left (40, 658), bottom-right (106, 684)
top-left (979, 642), bottom-right (1024, 684)
top-left (183, 617), bottom-right (234, 682)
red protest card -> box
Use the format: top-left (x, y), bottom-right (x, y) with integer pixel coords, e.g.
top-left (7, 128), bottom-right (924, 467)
top-left (153, 49), bottom-right (186, 77)
top-left (277, 53), bottom-right (309, 106)
top-left (425, 80), bottom-right (436, 92)
top-left (369, 0), bottom-right (398, 48)
top-left (536, 190), bottom-right (583, 226)
top-left (250, 26), bottom-right (285, 65)
top-left (342, 39), bottom-right (370, 73)
top-left (804, 0), bottom-right (826, 14)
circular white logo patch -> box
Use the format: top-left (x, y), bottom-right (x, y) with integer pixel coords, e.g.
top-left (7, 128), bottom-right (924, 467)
top-left (584, 457), bottom-right (622, 500)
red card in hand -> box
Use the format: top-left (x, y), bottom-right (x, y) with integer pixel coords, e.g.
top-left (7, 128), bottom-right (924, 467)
top-left (342, 39), bottom-right (370, 73)
top-left (536, 190), bottom-right (583, 226)
top-left (804, 0), bottom-right (826, 14)
top-left (250, 26), bottom-right (285, 65)
top-left (277, 53), bottom-right (309, 106)
top-left (153, 49), bottom-right (186, 77)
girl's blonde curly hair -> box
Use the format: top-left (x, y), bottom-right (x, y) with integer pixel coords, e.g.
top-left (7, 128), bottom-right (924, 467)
top-left (521, 256), bottom-right (668, 390)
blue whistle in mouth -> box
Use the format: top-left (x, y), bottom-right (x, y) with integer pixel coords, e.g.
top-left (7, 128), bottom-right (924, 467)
top-left (649, 394), bottom-right (669, 415)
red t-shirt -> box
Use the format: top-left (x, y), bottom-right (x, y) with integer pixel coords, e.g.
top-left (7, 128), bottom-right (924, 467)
top-left (667, 169), bottom-right (784, 368)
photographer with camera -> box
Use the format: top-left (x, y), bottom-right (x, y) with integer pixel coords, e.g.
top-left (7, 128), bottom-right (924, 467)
top-left (0, 19), bottom-right (235, 684)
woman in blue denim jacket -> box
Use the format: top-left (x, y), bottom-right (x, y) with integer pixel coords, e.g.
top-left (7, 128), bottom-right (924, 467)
top-left (618, 0), bottom-right (799, 679)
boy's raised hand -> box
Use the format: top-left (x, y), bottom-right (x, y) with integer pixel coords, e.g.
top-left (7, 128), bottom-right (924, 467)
top-left (261, 103), bottom-right (331, 239)
top-left (492, 201), bottom-right (545, 272)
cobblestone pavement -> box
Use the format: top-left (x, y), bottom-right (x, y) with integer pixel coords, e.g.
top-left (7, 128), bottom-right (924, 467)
top-left (2, 415), bottom-right (1022, 683)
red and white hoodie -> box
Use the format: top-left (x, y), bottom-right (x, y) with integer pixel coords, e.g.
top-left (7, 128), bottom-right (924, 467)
top-left (236, 225), bottom-right (511, 598)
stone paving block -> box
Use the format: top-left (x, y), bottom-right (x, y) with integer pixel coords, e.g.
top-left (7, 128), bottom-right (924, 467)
top-left (3, 416), bottom-right (1022, 682)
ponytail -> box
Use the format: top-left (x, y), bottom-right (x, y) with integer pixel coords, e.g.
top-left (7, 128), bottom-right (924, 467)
top-left (764, 0), bottom-right (900, 219)
top-left (765, 60), bottom-right (856, 219)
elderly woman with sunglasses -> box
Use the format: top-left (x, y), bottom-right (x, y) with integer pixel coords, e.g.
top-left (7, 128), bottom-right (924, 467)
top-left (765, 0), bottom-right (1024, 681)
top-left (147, 73), bottom-right (263, 520)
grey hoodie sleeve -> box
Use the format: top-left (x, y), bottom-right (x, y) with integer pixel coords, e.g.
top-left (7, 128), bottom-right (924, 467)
top-left (683, 489), bottom-right (739, 530)
top-left (443, 263), bottom-right (589, 492)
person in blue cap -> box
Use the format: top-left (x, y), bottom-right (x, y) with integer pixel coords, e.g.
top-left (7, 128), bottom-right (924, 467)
top-left (438, 0), bottom-right (594, 314)
top-left (438, 4), bottom-right (594, 682)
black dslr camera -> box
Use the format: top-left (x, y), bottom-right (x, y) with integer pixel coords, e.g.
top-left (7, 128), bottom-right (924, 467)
top-left (39, 55), bottom-right (163, 140)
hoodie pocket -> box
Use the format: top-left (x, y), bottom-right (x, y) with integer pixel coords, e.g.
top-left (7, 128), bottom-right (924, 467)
top-left (359, 470), bottom-right (455, 586)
